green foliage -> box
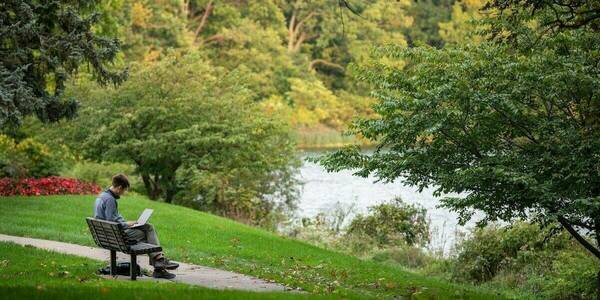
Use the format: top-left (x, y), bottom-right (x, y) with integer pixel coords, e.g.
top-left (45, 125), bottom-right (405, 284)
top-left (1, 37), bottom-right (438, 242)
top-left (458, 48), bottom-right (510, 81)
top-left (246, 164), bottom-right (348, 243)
top-left (447, 222), bottom-right (600, 299)
top-left (483, 0), bottom-right (600, 41)
top-left (540, 250), bottom-right (599, 299)
top-left (451, 223), bottom-right (546, 282)
top-left (0, 0), bottom-right (126, 128)
top-left (204, 18), bottom-right (299, 101)
top-left (372, 246), bottom-right (433, 270)
top-left (286, 78), bottom-right (345, 128)
top-left (288, 198), bottom-right (431, 262)
top-left (318, 26), bottom-right (600, 257)
top-left (347, 197), bottom-right (430, 247)
top-left (401, 0), bottom-right (454, 47)
top-left (125, 0), bottom-right (192, 60)
top-left (60, 161), bottom-right (141, 191)
top-left (61, 52), bottom-right (299, 225)
top-left (438, 0), bottom-right (486, 45)
top-left (0, 134), bottom-right (70, 178)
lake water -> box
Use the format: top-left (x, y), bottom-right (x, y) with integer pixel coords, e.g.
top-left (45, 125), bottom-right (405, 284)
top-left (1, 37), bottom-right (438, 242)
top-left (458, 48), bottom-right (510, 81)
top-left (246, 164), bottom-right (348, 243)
top-left (295, 151), bottom-right (479, 253)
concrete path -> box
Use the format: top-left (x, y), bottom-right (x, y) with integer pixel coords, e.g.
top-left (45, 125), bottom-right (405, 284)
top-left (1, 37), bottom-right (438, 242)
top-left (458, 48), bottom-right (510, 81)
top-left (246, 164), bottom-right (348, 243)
top-left (0, 234), bottom-right (291, 292)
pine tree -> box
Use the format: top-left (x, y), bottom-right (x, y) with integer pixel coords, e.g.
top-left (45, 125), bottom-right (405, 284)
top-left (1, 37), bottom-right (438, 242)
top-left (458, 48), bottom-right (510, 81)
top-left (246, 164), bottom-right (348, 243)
top-left (0, 0), bottom-right (126, 128)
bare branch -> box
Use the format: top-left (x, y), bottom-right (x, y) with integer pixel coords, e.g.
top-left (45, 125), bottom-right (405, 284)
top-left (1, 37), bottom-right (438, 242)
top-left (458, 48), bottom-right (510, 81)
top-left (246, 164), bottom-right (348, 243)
top-left (192, 1), bottom-right (214, 43)
top-left (309, 59), bottom-right (345, 72)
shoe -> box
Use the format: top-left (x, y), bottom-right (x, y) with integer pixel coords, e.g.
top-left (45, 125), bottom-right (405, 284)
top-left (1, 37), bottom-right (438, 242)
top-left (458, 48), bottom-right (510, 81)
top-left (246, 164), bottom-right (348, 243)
top-left (152, 268), bottom-right (176, 279)
top-left (154, 257), bottom-right (179, 270)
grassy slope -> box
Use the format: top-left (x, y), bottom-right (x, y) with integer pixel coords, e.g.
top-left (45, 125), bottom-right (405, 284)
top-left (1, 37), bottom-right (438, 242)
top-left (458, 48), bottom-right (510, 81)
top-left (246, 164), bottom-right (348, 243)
top-left (0, 242), bottom-right (344, 300)
top-left (0, 195), bottom-right (516, 299)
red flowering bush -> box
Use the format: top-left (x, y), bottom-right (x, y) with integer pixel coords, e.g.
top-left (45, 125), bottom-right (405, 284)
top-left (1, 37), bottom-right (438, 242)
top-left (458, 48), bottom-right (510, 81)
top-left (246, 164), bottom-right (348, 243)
top-left (0, 177), bottom-right (101, 196)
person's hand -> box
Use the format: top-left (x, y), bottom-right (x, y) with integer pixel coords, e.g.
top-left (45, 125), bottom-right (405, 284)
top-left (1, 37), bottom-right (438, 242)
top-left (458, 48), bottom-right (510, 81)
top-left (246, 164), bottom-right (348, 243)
top-left (126, 221), bottom-right (138, 226)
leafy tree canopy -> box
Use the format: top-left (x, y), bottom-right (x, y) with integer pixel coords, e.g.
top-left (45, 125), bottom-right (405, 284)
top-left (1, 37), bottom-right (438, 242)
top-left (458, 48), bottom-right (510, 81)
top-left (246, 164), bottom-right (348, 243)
top-left (317, 8), bottom-right (600, 259)
top-left (61, 52), bottom-right (299, 224)
top-left (0, 0), bottom-right (126, 128)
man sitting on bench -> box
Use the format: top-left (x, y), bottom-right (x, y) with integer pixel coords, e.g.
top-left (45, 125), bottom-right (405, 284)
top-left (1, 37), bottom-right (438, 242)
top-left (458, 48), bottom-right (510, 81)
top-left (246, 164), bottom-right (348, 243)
top-left (93, 174), bottom-right (179, 279)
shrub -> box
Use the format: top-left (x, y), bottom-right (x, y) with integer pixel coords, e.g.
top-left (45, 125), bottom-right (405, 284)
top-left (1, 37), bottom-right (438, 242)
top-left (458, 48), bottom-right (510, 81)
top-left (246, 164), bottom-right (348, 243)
top-left (540, 250), bottom-right (599, 299)
top-left (0, 134), bottom-right (71, 179)
top-left (372, 246), bottom-right (434, 269)
top-left (0, 177), bottom-right (101, 196)
top-left (451, 222), bottom-right (550, 282)
top-left (0, 134), bottom-right (26, 178)
top-left (347, 197), bottom-right (430, 247)
top-left (60, 161), bottom-right (142, 192)
top-left (449, 222), bottom-right (600, 299)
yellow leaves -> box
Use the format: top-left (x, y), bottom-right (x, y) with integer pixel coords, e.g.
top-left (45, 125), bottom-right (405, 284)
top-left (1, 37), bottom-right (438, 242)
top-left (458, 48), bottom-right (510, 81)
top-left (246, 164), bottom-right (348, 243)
top-left (143, 50), bottom-right (161, 62)
top-left (15, 138), bottom-right (51, 162)
top-left (0, 134), bottom-right (17, 153)
top-left (464, 0), bottom-right (486, 7)
top-left (292, 107), bottom-right (321, 128)
top-left (439, 0), bottom-right (485, 45)
top-left (131, 2), bottom-right (151, 28)
top-left (286, 78), bottom-right (346, 128)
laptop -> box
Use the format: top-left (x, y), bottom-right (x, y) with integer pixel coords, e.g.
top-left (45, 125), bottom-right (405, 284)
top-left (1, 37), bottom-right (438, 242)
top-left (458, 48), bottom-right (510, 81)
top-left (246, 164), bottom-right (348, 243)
top-left (130, 208), bottom-right (153, 228)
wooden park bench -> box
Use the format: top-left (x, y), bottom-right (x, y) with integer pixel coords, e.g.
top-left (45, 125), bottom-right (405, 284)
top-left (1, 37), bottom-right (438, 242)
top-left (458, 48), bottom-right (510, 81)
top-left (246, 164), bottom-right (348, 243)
top-left (85, 217), bottom-right (162, 280)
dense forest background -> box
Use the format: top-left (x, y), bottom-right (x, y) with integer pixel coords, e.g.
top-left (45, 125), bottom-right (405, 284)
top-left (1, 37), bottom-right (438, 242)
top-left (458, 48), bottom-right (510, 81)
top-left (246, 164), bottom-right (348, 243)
top-left (2, 0), bottom-right (485, 225)
top-left (78, 0), bottom-right (481, 143)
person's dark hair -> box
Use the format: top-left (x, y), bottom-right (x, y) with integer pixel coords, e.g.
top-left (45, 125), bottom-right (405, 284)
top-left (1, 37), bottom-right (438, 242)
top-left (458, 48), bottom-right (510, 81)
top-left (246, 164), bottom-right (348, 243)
top-left (112, 174), bottom-right (130, 189)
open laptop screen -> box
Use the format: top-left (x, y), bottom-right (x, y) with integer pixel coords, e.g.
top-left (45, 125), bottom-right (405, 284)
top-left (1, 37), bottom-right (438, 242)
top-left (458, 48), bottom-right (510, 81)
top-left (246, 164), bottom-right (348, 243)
top-left (133, 208), bottom-right (153, 227)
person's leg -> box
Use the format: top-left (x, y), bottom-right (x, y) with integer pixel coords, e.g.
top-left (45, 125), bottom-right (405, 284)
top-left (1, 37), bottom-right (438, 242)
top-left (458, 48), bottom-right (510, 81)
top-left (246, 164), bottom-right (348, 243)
top-left (142, 224), bottom-right (178, 271)
top-left (124, 228), bottom-right (146, 244)
top-left (125, 225), bottom-right (176, 278)
top-left (141, 224), bottom-right (164, 265)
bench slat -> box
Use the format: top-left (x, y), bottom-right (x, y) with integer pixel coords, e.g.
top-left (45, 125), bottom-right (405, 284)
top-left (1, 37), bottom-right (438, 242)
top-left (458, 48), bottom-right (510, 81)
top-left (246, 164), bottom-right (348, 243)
top-left (96, 237), bottom-right (121, 247)
top-left (86, 217), bottom-right (162, 255)
top-left (129, 242), bottom-right (162, 254)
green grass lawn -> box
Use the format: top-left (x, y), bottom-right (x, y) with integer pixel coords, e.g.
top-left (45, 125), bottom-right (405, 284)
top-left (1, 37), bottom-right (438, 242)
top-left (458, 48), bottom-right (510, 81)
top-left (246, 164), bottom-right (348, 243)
top-left (0, 241), bottom-right (348, 300)
top-left (0, 195), bottom-right (520, 299)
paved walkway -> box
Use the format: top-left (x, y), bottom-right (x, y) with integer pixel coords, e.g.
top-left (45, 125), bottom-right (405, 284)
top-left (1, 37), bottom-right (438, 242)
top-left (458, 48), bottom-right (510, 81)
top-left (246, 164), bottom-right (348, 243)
top-left (0, 234), bottom-right (290, 292)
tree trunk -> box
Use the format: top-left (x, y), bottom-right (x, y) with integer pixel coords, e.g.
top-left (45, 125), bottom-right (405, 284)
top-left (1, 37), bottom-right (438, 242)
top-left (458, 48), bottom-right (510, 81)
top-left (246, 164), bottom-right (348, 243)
top-left (287, 12), bottom-right (296, 52)
top-left (287, 10), bottom-right (315, 53)
top-left (309, 59), bottom-right (344, 73)
top-left (163, 174), bottom-right (176, 204)
top-left (193, 0), bottom-right (214, 44)
top-left (558, 216), bottom-right (600, 259)
top-left (141, 173), bottom-right (161, 200)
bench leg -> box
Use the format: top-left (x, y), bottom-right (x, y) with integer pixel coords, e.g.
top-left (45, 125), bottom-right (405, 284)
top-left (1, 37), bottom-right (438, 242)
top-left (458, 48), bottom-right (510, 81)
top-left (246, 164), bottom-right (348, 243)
top-left (110, 250), bottom-right (117, 276)
top-left (130, 254), bottom-right (137, 280)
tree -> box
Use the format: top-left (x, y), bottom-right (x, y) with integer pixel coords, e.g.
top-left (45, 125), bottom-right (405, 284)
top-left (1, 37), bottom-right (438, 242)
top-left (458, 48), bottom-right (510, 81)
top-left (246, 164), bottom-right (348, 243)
top-left (484, 0), bottom-right (600, 32)
top-left (317, 27), bottom-right (600, 260)
top-left (72, 53), bottom-right (298, 224)
top-left (203, 18), bottom-right (300, 101)
top-left (438, 0), bottom-right (486, 44)
top-left (401, 0), bottom-right (454, 47)
top-left (0, 0), bottom-right (126, 128)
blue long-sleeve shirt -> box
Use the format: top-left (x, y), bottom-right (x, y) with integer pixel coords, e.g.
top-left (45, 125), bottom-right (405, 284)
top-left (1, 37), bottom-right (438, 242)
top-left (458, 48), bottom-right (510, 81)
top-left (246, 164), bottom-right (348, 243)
top-left (94, 189), bottom-right (128, 229)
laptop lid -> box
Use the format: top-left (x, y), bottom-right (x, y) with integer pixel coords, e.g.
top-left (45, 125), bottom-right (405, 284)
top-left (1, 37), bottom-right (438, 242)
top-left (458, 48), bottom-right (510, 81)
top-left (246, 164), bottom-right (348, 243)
top-left (136, 208), bottom-right (153, 226)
